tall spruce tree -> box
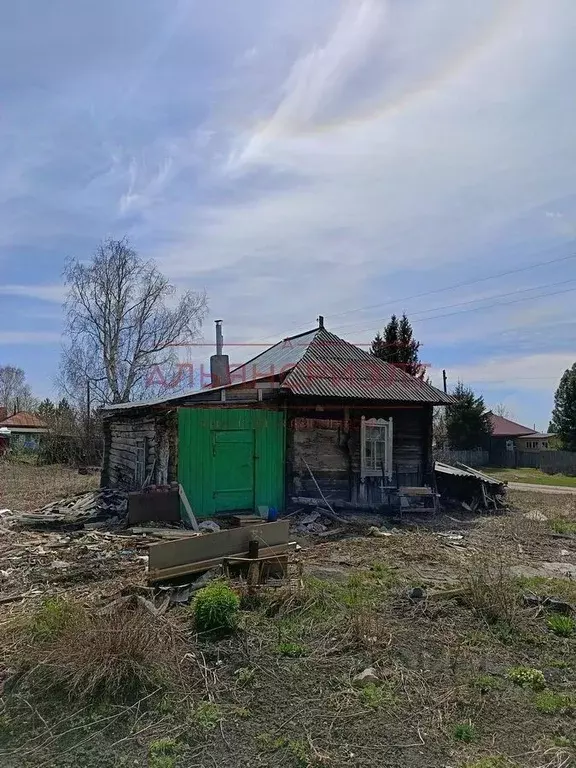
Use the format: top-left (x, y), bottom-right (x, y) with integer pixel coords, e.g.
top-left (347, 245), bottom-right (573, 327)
top-left (549, 363), bottom-right (576, 450)
top-left (445, 381), bottom-right (493, 449)
top-left (371, 313), bottom-right (422, 376)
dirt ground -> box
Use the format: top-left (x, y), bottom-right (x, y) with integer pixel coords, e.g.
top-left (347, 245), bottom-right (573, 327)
top-left (0, 461), bottom-right (100, 512)
top-left (1, 481), bottom-right (576, 767)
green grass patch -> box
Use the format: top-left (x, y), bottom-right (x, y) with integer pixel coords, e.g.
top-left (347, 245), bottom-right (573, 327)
top-left (453, 723), bottom-right (476, 743)
top-left (547, 614), bottom-right (576, 637)
top-left (483, 467), bottom-right (576, 487)
top-left (534, 690), bottom-right (576, 715)
top-left (278, 641), bottom-right (308, 657)
top-left (357, 682), bottom-right (397, 711)
top-left (256, 733), bottom-right (311, 767)
top-left (192, 701), bottom-right (222, 730)
top-left (471, 674), bottom-right (504, 694)
top-left (517, 576), bottom-right (576, 604)
top-left (550, 519), bottom-right (576, 535)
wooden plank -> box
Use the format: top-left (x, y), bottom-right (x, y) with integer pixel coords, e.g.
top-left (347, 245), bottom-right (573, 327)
top-left (128, 527), bottom-right (202, 539)
top-left (179, 483), bottom-right (200, 532)
top-left (148, 520), bottom-right (290, 572)
top-left (149, 542), bottom-right (294, 583)
top-left (231, 514), bottom-right (264, 527)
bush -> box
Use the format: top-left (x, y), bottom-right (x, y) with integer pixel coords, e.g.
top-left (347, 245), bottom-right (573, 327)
top-left (547, 614), bottom-right (576, 637)
top-left (507, 667), bottom-right (546, 691)
top-left (463, 555), bottom-right (519, 625)
top-left (193, 581), bottom-right (240, 633)
top-left (149, 738), bottom-right (179, 768)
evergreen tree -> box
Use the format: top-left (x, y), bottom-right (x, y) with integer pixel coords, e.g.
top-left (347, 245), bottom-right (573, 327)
top-left (445, 381), bottom-right (492, 449)
top-left (371, 313), bottom-right (422, 376)
top-left (37, 398), bottom-right (56, 419)
top-left (549, 363), bottom-right (576, 450)
top-left (398, 313), bottom-right (422, 377)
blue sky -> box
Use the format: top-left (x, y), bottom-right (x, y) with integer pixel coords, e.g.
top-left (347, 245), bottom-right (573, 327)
top-left (1, 0), bottom-right (575, 429)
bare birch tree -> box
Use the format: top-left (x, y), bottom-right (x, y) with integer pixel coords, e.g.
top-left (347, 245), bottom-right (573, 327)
top-left (0, 365), bottom-right (36, 413)
top-left (60, 238), bottom-right (208, 406)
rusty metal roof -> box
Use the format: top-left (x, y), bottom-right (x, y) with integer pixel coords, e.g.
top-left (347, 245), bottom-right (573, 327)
top-left (283, 328), bottom-right (453, 404)
top-left (489, 413), bottom-right (535, 437)
top-left (0, 411), bottom-right (48, 429)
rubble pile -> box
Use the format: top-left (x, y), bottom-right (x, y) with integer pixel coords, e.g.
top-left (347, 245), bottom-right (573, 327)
top-left (8, 489), bottom-right (128, 530)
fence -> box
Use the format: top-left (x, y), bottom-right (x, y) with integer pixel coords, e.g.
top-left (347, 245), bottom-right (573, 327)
top-left (434, 449), bottom-right (489, 468)
top-left (517, 450), bottom-right (576, 476)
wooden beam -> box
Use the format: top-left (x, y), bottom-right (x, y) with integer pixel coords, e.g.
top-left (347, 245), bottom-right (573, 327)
top-left (148, 520), bottom-right (289, 572)
top-left (148, 542), bottom-right (294, 583)
top-left (179, 483), bottom-right (200, 531)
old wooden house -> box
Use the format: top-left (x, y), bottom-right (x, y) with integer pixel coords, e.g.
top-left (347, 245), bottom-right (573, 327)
top-left (101, 320), bottom-right (452, 517)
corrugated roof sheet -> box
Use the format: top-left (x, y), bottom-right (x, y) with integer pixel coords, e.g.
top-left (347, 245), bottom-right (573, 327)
top-left (489, 413), bottom-right (535, 437)
top-left (229, 329), bottom-right (317, 384)
top-left (434, 461), bottom-right (502, 485)
top-left (0, 411), bottom-right (48, 428)
top-left (102, 325), bottom-right (452, 411)
top-left (283, 328), bottom-right (453, 404)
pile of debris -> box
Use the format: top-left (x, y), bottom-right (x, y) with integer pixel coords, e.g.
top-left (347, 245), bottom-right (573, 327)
top-left (434, 461), bottom-right (507, 512)
top-left (7, 489), bottom-right (128, 530)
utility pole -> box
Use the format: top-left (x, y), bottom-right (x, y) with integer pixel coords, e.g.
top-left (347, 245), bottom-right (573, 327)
top-left (86, 379), bottom-right (91, 455)
top-left (442, 369), bottom-right (447, 394)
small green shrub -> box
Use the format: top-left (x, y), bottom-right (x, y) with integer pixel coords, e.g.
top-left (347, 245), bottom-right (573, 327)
top-left (193, 701), bottom-right (222, 730)
top-left (453, 723), bottom-right (476, 743)
top-left (507, 666), bottom-right (546, 691)
top-left (149, 738), bottom-right (178, 768)
top-left (534, 690), bottom-right (576, 715)
top-left (277, 641), bottom-right (308, 657)
top-left (193, 581), bottom-right (240, 633)
top-left (255, 734), bottom-right (310, 767)
top-left (547, 614), bottom-right (576, 637)
top-left (358, 681), bottom-right (396, 711)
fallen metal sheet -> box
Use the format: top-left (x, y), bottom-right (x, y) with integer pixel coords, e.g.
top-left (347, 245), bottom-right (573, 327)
top-left (434, 461), bottom-right (502, 485)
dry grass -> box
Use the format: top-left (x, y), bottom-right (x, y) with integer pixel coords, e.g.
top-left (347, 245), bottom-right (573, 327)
top-left (4, 598), bottom-right (193, 703)
top-left (0, 461), bottom-right (99, 512)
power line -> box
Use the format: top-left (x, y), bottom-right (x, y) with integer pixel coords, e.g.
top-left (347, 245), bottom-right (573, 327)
top-left (332, 283), bottom-right (576, 338)
top-left (329, 278), bottom-right (576, 335)
top-left (259, 247), bottom-right (576, 342)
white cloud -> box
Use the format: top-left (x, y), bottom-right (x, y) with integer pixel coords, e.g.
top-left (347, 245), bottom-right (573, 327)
top-left (446, 352), bottom-right (575, 392)
top-left (0, 284), bottom-right (66, 303)
top-left (0, 331), bottom-right (61, 345)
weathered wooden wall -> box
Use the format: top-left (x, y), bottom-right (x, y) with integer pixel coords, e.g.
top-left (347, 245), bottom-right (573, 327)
top-left (287, 404), bottom-right (433, 502)
top-left (103, 411), bottom-right (177, 490)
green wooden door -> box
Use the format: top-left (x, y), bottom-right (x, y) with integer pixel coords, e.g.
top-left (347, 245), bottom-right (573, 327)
top-left (178, 409), bottom-right (285, 519)
top-left (213, 429), bottom-right (255, 511)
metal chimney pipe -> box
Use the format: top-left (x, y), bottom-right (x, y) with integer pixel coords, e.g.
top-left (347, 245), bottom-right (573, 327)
top-left (215, 319), bottom-right (224, 356)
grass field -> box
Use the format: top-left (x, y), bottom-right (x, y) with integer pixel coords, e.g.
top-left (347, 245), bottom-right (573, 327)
top-left (484, 466), bottom-right (576, 487)
top-left (0, 460), bottom-right (99, 511)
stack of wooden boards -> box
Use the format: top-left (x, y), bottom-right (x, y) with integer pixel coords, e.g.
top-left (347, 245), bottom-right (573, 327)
top-left (148, 520), bottom-right (292, 583)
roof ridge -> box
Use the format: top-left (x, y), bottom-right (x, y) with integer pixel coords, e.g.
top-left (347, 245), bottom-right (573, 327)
top-left (229, 326), bottom-right (320, 375)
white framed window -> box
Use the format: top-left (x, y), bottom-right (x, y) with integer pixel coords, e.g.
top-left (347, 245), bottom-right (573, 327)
top-left (361, 417), bottom-right (393, 481)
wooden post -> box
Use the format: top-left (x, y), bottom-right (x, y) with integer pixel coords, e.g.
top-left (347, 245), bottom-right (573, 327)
top-left (178, 483), bottom-right (200, 531)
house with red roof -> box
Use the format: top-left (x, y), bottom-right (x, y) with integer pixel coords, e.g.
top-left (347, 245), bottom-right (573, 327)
top-left (0, 408), bottom-right (48, 452)
top-left (488, 412), bottom-right (555, 463)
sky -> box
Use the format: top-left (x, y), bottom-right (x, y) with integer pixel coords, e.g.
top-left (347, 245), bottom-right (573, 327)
top-left (1, 0), bottom-right (576, 430)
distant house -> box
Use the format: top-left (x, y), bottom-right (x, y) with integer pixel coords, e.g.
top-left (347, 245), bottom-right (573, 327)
top-left (488, 413), bottom-right (555, 464)
top-left (101, 320), bottom-right (452, 515)
top-left (0, 409), bottom-right (49, 452)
